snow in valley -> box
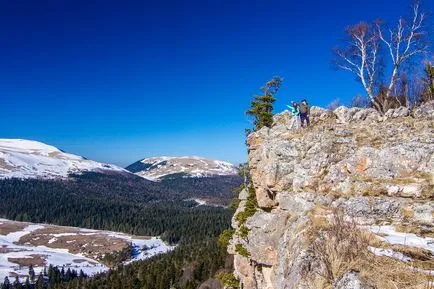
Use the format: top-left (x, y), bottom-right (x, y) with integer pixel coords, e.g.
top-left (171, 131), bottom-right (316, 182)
top-left (0, 219), bottom-right (174, 281)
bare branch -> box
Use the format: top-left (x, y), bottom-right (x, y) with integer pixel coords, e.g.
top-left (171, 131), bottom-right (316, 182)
top-left (378, 1), bottom-right (429, 97)
top-left (333, 22), bottom-right (381, 110)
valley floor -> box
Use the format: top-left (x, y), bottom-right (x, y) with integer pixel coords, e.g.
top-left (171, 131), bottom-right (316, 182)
top-left (0, 218), bottom-right (175, 281)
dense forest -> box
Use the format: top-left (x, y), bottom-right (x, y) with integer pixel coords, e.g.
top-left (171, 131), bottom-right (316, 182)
top-left (0, 172), bottom-right (241, 288)
top-left (0, 173), bottom-right (239, 243)
top-left (161, 174), bottom-right (242, 206)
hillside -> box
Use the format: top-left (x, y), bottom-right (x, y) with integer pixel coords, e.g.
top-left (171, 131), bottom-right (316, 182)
top-left (0, 141), bottom-right (240, 288)
top-left (126, 156), bottom-right (242, 206)
top-left (0, 139), bottom-right (126, 179)
top-left (126, 156), bottom-right (238, 180)
top-left (229, 102), bottom-right (433, 288)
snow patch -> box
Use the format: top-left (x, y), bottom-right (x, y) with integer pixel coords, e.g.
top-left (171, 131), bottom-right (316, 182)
top-left (366, 225), bottom-right (434, 253)
top-left (368, 246), bottom-right (413, 262)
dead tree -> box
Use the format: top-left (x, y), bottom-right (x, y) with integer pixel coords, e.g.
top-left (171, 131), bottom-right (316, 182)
top-left (334, 1), bottom-right (429, 112)
top-left (377, 1), bottom-right (429, 100)
top-left (333, 22), bottom-right (382, 111)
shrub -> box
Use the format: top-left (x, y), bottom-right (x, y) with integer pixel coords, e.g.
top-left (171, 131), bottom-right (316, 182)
top-left (305, 209), bottom-right (370, 286)
top-left (238, 225), bottom-right (249, 239)
top-left (235, 185), bottom-right (258, 226)
top-left (218, 229), bottom-right (235, 248)
top-left (215, 272), bottom-right (240, 288)
top-left (230, 198), bottom-right (241, 210)
top-left (235, 244), bottom-right (249, 258)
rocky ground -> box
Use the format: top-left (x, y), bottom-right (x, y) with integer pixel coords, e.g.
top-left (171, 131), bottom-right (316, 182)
top-left (229, 102), bottom-right (433, 289)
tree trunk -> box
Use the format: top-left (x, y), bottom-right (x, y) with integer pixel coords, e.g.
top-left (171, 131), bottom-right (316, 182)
top-left (386, 66), bottom-right (399, 98)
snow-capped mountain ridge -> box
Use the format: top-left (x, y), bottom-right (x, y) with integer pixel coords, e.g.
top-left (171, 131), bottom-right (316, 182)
top-left (0, 139), bottom-right (126, 179)
top-left (126, 156), bottom-right (238, 180)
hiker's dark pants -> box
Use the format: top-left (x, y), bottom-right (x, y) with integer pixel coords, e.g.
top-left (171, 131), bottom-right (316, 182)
top-left (300, 113), bottom-right (310, 127)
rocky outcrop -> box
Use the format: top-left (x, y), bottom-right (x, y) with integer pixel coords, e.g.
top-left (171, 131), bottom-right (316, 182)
top-left (229, 102), bottom-right (434, 289)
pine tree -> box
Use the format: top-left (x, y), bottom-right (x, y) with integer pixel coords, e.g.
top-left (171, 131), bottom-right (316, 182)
top-left (2, 277), bottom-right (10, 289)
top-left (23, 278), bottom-right (30, 289)
top-left (36, 273), bottom-right (44, 289)
top-left (13, 277), bottom-right (21, 289)
top-left (246, 76), bottom-right (283, 131)
top-left (28, 265), bottom-right (35, 283)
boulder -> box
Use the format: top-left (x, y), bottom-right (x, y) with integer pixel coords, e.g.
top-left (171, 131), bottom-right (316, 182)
top-left (353, 108), bottom-right (382, 122)
top-left (309, 106), bottom-right (336, 121)
top-left (333, 271), bottom-right (372, 289)
top-left (273, 110), bottom-right (292, 126)
top-left (385, 106), bottom-right (410, 118)
top-left (413, 100), bottom-right (434, 118)
top-left (334, 106), bottom-right (357, 123)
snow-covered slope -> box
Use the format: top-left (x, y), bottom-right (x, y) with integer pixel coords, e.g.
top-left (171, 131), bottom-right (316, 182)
top-left (126, 156), bottom-right (238, 180)
top-left (0, 139), bottom-right (126, 179)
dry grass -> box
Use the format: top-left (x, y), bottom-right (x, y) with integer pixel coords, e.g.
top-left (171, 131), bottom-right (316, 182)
top-left (302, 209), bottom-right (432, 289)
top-left (402, 207), bottom-right (415, 221)
top-left (0, 221), bottom-right (28, 235)
top-left (19, 232), bottom-right (129, 257)
top-left (360, 256), bottom-right (433, 289)
top-left (307, 209), bottom-right (371, 287)
top-left (391, 245), bottom-right (434, 270)
top-left (9, 254), bottom-right (47, 267)
top-left (354, 128), bottom-right (385, 148)
top-left (350, 171), bottom-right (433, 199)
top-left (395, 224), bottom-right (434, 238)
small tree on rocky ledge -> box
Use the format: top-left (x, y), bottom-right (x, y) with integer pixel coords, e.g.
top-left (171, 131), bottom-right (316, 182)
top-left (246, 76), bottom-right (283, 131)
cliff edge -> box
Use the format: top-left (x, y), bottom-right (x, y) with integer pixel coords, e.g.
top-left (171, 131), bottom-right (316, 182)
top-left (229, 102), bottom-right (433, 289)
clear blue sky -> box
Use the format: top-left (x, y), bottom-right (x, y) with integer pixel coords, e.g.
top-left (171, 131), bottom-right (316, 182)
top-left (0, 0), bottom-right (431, 166)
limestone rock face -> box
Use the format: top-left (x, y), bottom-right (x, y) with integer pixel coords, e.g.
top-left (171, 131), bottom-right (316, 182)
top-left (231, 103), bottom-right (433, 289)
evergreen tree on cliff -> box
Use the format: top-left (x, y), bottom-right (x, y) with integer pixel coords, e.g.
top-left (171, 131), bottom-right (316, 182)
top-left (246, 76), bottom-right (282, 131)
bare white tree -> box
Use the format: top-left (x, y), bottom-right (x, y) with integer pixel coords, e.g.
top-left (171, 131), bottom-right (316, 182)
top-left (377, 1), bottom-right (429, 99)
top-left (334, 1), bottom-right (430, 112)
top-left (334, 22), bottom-right (381, 111)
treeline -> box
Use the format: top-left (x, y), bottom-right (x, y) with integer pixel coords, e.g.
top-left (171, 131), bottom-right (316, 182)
top-left (2, 265), bottom-right (87, 289)
top-left (0, 174), bottom-right (234, 244)
top-left (161, 175), bottom-right (242, 206)
top-left (76, 239), bottom-right (230, 289)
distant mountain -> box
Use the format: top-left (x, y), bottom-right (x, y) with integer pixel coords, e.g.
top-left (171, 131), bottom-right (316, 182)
top-left (0, 139), bottom-right (127, 179)
top-left (125, 156), bottom-right (238, 180)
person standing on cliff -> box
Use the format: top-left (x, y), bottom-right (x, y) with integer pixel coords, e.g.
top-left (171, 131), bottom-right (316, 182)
top-left (300, 99), bottom-right (310, 127)
top-left (287, 102), bottom-right (301, 129)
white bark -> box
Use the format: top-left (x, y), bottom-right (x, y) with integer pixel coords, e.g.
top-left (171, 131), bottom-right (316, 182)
top-left (335, 23), bottom-right (380, 110)
top-left (377, 2), bottom-right (428, 98)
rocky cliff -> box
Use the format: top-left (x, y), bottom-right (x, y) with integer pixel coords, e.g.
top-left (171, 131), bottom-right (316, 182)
top-left (229, 102), bottom-right (433, 289)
